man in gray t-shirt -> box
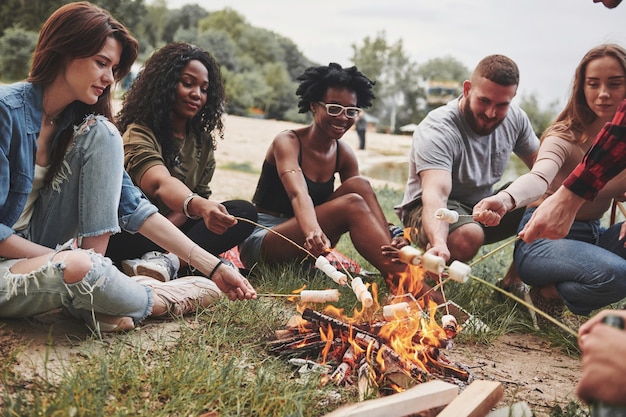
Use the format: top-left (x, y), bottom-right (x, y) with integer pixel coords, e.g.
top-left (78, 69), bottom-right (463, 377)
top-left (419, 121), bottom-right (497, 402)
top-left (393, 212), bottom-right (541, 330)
top-left (394, 54), bottom-right (539, 267)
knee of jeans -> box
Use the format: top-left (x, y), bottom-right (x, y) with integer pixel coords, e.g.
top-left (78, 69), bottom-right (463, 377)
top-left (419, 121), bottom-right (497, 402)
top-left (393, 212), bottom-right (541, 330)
top-left (4, 259), bottom-right (66, 300)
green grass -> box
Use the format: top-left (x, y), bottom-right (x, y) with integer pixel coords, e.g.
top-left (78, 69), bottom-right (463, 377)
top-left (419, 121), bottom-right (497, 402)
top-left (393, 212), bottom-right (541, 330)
top-left (1, 186), bottom-right (592, 416)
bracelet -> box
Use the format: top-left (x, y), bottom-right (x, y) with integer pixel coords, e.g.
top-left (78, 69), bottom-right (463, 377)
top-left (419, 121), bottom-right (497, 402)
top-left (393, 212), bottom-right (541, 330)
top-left (183, 193), bottom-right (202, 219)
top-left (388, 223), bottom-right (405, 239)
top-left (187, 243), bottom-right (198, 275)
top-left (207, 259), bottom-right (224, 281)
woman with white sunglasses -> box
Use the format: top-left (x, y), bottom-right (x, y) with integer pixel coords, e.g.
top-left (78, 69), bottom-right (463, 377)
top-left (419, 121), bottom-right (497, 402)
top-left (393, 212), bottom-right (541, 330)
top-left (239, 63), bottom-right (407, 287)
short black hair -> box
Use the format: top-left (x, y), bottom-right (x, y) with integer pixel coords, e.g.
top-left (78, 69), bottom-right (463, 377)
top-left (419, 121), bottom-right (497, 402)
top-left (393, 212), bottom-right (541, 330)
top-left (295, 62), bottom-right (375, 113)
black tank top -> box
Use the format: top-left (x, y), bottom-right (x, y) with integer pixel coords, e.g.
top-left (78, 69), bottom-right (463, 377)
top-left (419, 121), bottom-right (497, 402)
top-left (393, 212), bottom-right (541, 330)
top-left (253, 130), bottom-right (339, 217)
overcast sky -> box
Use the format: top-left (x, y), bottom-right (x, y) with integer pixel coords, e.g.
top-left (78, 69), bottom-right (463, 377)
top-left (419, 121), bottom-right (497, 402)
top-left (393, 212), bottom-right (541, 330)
top-left (162, 0), bottom-right (624, 108)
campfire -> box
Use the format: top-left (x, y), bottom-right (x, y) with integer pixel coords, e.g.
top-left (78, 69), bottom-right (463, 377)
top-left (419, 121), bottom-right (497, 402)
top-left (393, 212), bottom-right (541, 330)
top-left (268, 258), bottom-right (475, 398)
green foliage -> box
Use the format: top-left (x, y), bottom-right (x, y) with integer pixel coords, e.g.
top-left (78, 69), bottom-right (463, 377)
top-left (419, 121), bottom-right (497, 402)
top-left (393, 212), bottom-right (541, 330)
top-left (519, 92), bottom-right (560, 138)
top-left (0, 27), bottom-right (37, 81)
top-left (418, 55), bottom-right (470, 83)
top-left (352, 31), bottom-right (426, 133)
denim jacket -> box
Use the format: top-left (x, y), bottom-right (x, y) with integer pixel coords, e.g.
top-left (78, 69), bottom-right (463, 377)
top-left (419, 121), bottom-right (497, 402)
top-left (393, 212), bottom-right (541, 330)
top-left (0, 82), bottom-right (156, 244)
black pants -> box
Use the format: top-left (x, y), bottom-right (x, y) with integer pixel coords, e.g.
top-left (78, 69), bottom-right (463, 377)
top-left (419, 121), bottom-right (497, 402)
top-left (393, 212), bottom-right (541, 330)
top-left (106, 199), bottom-right (258, 267)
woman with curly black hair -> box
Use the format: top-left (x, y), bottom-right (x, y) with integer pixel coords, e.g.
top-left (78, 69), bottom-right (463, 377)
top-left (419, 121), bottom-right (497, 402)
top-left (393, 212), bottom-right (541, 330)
top-left (107, 42), bottom-right (257, 281)
top-left (239, 62), bottom-right (406, 284)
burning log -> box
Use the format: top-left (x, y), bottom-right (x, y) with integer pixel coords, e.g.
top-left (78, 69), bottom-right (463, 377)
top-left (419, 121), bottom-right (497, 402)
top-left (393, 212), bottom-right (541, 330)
top-left (302, 308), bottom-right (380, 341)
top-left (271, 306), bottom-right (473, 396)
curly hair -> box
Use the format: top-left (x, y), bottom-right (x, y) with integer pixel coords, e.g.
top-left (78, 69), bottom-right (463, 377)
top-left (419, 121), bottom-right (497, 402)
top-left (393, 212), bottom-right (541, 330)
top-left (116, 42), bottom-right (226, 168)
top-left (542, 43), bottom-right (626, 144)
top-left (295, 62), bottom-right (375, 113)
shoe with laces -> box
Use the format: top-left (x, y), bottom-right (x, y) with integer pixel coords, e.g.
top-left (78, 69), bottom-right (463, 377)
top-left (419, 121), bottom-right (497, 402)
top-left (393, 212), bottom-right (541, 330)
top-left (122, 251), bottom-right (180, 282)
top-left (136, 276), bottom-right (222, 317)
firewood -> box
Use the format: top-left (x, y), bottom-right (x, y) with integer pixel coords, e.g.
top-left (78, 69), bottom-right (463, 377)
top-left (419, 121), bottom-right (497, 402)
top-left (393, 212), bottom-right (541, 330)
top-left (323, 380), bottom-right (458, 417)
top-left (437, 380), bottom-right (503, 417)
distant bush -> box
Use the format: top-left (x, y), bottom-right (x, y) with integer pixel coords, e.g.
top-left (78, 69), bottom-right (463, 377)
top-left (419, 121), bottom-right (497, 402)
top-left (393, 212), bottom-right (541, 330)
top-left (0, 27), bottom-right (37, 81)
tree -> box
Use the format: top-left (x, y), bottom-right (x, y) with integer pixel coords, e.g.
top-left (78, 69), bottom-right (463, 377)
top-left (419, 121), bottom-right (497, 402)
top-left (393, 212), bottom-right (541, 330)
top-left (352, 31), bottom-right (424, 133)
top-left (0, 27), bottom-right (38, 81)
top-left (519, 93), bottom-right (559, 137)
top-left (418, 56), bottom-right (470, 83)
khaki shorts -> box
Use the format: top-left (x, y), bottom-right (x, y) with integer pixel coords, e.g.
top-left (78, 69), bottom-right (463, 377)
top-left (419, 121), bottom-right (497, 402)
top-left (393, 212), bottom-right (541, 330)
top-left (402, 194), bottom-right (525, 249)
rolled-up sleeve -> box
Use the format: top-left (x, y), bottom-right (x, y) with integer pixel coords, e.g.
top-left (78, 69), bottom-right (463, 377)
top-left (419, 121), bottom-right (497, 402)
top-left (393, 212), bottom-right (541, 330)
top-left (118, 171), bottom-right (158, 234)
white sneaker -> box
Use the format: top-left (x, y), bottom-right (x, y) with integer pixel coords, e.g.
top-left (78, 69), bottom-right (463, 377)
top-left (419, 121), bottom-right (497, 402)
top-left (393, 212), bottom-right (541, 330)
top-left (122, 251), bottom-right (180, 282)
top-left (137, 276), bottom-right (222, 317)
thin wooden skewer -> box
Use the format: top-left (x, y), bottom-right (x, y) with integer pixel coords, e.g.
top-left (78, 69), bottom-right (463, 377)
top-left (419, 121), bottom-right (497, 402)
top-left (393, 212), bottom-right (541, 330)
top-left (470, 274), bottom-right (577, 337)
top-left (469, 236), bottom-right (520, 267)
top-left (257, 293), bottom-right (298, 298)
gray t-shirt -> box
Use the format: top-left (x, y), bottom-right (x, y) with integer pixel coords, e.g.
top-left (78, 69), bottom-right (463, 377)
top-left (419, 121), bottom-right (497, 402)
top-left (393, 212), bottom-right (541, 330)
top-left (395, 96), bottom-right (539, 220)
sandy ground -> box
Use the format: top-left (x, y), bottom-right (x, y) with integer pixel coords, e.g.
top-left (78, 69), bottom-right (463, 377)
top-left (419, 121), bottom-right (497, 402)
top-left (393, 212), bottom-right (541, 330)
top-left (0, 115), bottom-right (581, 415)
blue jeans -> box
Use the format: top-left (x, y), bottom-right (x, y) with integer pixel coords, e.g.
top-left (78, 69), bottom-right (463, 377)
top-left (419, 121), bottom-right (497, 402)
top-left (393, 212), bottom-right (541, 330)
top-left (0, 116), bottom-right (153, 322)
top-left (515, 207), bottom-right (626, 315)
top-left (29, 116), bottom-right (123, 246)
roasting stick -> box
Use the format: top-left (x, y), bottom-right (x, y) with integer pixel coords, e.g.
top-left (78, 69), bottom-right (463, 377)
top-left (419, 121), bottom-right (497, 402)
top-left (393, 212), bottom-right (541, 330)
top-left (234, 217), bottom-right (347, 284)
top-left (470, 274), bottom-right (577, 337)
top-left (469, 236), bottom-right (520, 267)
top-left (234, 217), bottom-right (375, 306)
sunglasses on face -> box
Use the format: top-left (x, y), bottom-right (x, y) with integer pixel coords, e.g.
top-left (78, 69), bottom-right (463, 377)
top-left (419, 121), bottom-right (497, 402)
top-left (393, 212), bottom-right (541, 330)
top-left (318, 102), bottom-right (362, 119)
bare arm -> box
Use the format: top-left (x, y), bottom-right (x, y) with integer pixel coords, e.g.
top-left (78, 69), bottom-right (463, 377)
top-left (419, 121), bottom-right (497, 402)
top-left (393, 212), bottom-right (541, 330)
top-left (137, 212), bottom-right (256, 300)
top-left (0, 234), bottom-right (54, 259)
top-left (420, 169), bottom-right (453, 262)
top-left (140, 164), bottom-right (235, 233)
top-left (272, 133), bottom-right (330, 255)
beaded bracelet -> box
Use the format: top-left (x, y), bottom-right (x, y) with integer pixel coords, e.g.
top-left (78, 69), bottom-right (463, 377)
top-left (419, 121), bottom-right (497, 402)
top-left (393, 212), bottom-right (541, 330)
top-left (183, 193), bottom-right (201, 219)
top-left (388, 224), bottom-right (405, 239)
top-left (207, 260), bottom-right (224, 281)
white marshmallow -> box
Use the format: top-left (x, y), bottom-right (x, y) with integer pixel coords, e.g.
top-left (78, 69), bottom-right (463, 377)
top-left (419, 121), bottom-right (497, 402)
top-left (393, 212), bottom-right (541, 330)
top-left (421, 253), bottom-right (445, 274)
top-left (434, 208), bottom-right (460, 224)
top-left (383, 302), bottom-right (411, 320)
top-left (398, 246), bottom-right (423, 265)
top-left (329, 270), bottom-right (347, 286)
top-left (299, 289), bottom-right (340, 303)
top-left (447, 260), bottom-right (471, 283)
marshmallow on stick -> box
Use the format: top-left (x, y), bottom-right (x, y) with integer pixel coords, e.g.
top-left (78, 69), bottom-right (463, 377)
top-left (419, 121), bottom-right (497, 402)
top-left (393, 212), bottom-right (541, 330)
top-left (351, 276), bottom-right (374, 308)
top-left (397, 246), bottom-right (423, 265)
top-left (421, 253), bottom-right (445, 274)
top-left (434, 208), bottom-right (460, 224)
top-left (447, 260), bottom-right (471, 283)
top-left (383, 302), bottom-right (411, 320)
top-left (315, 255), bottom-right (347, 286)
top-left (299, 289), bottom-right (340, 303)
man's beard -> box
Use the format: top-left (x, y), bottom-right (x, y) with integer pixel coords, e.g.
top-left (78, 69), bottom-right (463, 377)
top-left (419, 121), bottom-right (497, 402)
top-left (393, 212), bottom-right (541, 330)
top-left (462, 98), bottom-right (504, 136)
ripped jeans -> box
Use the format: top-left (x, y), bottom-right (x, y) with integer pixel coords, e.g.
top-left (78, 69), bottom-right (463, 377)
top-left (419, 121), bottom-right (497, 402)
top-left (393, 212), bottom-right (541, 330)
top-left (0, 241), bottom-right (152, 321)
top-left (0, 116), bottom-right (153, 322)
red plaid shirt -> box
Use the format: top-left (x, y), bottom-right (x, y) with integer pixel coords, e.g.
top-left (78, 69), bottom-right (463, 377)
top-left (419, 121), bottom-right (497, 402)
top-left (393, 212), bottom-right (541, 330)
top-left (563, 99), bottom-right (626, 200)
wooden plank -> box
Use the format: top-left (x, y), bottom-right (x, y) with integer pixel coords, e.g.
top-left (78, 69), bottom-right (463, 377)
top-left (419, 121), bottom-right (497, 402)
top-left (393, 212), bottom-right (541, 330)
top-left (324, 380), bottom-right (457, 417)
top-left (437, 380), bottom-right (503, 417)
top-left (486, 401), bottom-right (533, 417)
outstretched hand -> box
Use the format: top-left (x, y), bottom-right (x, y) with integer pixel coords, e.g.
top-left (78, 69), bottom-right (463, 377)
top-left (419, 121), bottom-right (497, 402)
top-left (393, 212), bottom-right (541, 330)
top-left (203, 201), bottom-right (237, 235)
top-left (381, 236), bottom-right (410, 263)
top-left (518, 186), bottom-right (584, 243)
top-left (211, 263), bottom-right (257, 301)
top-left (303, 229), bottom-right (331, 257)
top-left (473, 195), bottom-right (507, 227)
